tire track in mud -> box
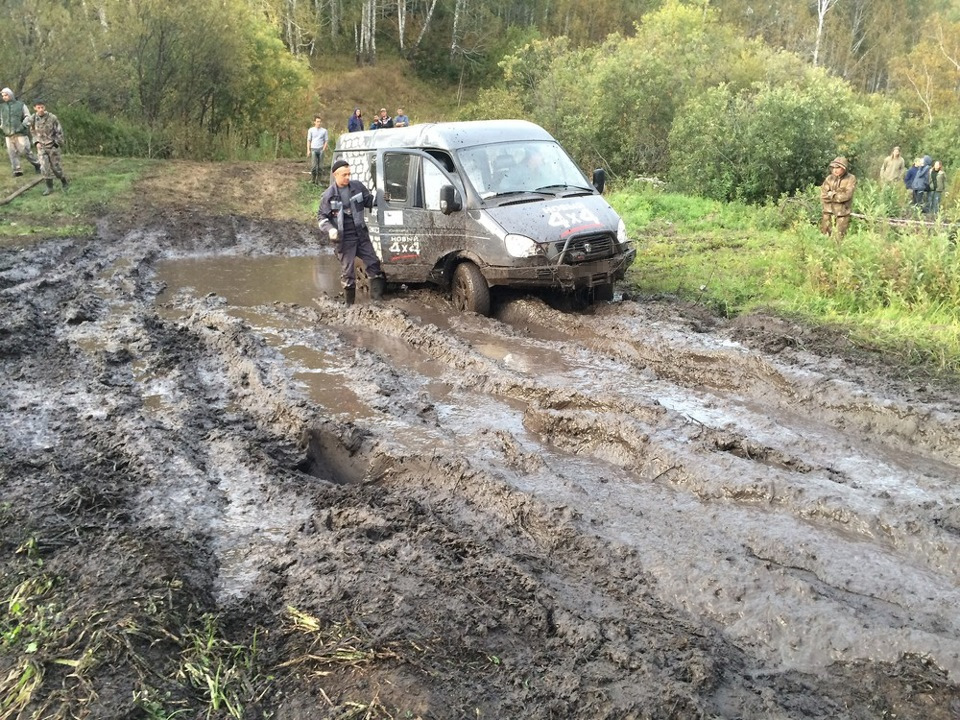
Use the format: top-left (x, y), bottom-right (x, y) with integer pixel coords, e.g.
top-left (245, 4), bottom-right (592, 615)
top-left (3, 217), bottom-right (960, 717)
top-left (267, 290), bottom-right (960, 684)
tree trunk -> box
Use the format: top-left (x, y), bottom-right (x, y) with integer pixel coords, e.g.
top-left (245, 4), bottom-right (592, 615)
top-left (414, 0), bottom-right (438, 48)
top-left (451, 0), bottom-right (465, 61)
top-left (813, 0), bottom-right (838, 67)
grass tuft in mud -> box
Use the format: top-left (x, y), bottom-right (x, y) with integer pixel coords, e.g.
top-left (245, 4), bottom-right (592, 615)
top-left (0, 536), bottom-right (271, 720)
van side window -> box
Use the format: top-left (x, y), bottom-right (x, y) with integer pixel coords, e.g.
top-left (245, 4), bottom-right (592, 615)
top-left (382, 153), bottom-right (411, 204)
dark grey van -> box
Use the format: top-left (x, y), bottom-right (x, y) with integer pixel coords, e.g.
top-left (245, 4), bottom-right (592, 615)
top-left (331, 120), bottom-right (635, 315)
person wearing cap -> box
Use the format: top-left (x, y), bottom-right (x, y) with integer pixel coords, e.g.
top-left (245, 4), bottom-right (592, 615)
top-left (879, 146), bottom-right (905, 185)
top-left (370, 108), bottom-right (393, 130)
top-left (0, 87), bottom-right (41, 177)
top-left (25, 100), bottom-right (68, 195)
top-left (820, 156), bottom-right (856, 239)
top-left (317, 159), bottom-right (386, 304)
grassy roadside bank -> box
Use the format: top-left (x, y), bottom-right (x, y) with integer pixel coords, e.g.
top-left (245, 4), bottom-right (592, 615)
top-left (0, 157), bottom-right (153, 245)
top-left (609, 182), bottom-right (960, 378)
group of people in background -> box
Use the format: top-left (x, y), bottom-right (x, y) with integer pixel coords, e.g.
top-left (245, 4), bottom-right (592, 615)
top-left (0, 87), bottom-right (69, 195)
top-left (880, 146), bottom-right (946, 215)
top-left (308, 106), bottom-right (414, 184)
top-left (347, 106), bottom-right (410, 132)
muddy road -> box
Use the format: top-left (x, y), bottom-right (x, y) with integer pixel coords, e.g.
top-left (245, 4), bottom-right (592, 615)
top-left (1, 164), bottom-right (959, 718)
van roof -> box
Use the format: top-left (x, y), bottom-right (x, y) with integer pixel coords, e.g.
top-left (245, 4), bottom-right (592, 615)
top-left (334, 119), bottom-right (554, 153)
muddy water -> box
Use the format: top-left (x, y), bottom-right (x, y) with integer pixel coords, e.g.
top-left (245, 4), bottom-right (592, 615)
top-left (155, 252), bottom-right (960, 684)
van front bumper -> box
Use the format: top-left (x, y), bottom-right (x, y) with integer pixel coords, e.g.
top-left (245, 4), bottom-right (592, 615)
top-left (482, 246), bottom-right (637, 290)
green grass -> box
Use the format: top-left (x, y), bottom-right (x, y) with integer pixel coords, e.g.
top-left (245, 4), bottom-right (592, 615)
top-left (609, 181), bottom-right (960, 375)
top-left (0, 156), bottom-right (157, 246)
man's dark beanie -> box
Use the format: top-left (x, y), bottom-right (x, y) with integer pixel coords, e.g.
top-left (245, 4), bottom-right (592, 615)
top-left (331, 159), bottom-right (349, 173)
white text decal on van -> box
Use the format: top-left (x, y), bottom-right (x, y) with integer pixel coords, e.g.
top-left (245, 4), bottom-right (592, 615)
top-left (388, 235), bottom-right (422, 259)
top-left (546, 202), bottom-right (603, 236)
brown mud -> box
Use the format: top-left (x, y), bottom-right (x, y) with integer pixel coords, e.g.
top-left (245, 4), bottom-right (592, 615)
top-left (1, 162), bottom-right (959, 719)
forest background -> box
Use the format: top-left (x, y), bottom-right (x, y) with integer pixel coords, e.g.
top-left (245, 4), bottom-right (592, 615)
top-left (4, 0), bottom-right (960, 372)
top-left (5, 0), bottom-right (960, 204)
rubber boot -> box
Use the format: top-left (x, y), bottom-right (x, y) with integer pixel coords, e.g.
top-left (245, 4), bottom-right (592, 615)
top-left (60, 177), bottom-right (69, 194)
top-left (370, 275), bottom-right (386, 301)
top-left (343, 287), bottom-right (356, 306)
top-left (42, 179), bottom-right (54, 196)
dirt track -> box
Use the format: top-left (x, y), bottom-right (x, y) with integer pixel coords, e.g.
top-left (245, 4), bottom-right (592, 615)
top-left (1, 163), bottom-right (959, 719)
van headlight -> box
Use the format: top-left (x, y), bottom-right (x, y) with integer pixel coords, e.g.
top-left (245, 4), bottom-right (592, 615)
top-left (504, 233), bottom-right (541, 258)
top-left (617, 218), bottom-right (628, 244)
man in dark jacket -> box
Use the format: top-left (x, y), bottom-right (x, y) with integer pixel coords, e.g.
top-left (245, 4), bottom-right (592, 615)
top-left (911, 155), bottom-right (932, 208)
top-left (317, 159), bottom-right (386, 304)
top-left (820, 156), bottom-right (856, 239)
top-left (370, 108), bottom-right (393, 130)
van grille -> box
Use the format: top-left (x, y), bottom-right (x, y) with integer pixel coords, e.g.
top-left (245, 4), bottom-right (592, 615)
top-left (554, 233), bottom-right (616, 264)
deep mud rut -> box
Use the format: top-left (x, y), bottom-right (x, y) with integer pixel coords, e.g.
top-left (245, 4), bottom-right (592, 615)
top-left (2, 165), bottom-right (960, 719)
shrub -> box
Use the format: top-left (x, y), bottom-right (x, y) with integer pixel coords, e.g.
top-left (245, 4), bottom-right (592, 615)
top-left (57, 106), bottom-right (166, 158)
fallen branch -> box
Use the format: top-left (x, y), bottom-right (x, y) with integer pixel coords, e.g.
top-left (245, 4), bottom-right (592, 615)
top-left (0, 177), bottom-right (45, 205)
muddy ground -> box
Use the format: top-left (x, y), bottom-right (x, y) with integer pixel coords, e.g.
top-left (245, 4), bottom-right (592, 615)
top-left (1, 161), bottom-right (959, 719)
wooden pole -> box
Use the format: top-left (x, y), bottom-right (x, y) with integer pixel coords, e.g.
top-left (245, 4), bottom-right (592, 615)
top-left (0, 177), bottom-right (45, 206)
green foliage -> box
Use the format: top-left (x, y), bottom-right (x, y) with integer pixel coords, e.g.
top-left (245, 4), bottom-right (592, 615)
top-left (609, 184), bottom-right (960, 373)
top-left (57, 107), bottom-right (163, 158)
top-left (668, 72), bottom-right (894, 203)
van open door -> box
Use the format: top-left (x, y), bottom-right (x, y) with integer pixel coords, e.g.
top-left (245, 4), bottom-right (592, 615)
top-left (373, 148), bottom-right (466, 286)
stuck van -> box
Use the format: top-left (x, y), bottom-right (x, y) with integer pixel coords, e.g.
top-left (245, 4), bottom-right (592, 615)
top-left (329, 119), bottom-right (635, 315)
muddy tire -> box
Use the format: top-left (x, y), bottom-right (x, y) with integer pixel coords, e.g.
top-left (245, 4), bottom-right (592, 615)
top-left (452, 262), bottom-right (491, 315)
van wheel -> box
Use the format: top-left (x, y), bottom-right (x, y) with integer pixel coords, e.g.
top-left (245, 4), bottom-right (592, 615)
top-left (452, 262), bottom-right (491, 315)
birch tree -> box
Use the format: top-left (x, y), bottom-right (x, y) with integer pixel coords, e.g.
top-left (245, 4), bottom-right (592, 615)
top-left (812, 0), bottom-right (839, 67)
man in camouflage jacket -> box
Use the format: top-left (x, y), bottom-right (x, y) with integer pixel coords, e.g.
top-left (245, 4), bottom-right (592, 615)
top-left (25, 100), bottom-right (69, 195)
top-left (820, 156), bottom-right (856, 239)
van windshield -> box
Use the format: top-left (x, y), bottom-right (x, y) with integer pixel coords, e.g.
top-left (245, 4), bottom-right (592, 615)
top-left (458, 141), bottom-right (592, 200)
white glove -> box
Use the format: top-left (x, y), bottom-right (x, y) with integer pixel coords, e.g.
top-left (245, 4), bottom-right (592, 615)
top-left (329, 228), bottom-right (339, 241)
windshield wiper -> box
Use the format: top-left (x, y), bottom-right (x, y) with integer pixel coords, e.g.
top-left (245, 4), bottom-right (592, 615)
top-left (533, 184), bottom-right (595, 196)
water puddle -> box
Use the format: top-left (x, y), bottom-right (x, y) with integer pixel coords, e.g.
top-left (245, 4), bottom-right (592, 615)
top-left (156, 254), bottom-right (340, 306)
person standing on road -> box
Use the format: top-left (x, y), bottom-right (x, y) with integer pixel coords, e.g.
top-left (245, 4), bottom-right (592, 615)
top-left (928, 160), bottom-right (945, 216)
top-left (25, 100), bottom-right (68, 196)
top-left (0, 88), bottom-right (41, 177)
top-left (306, 115), bottom-right (328, 185)
top-left (820, 156), bottom-right (856, 239)
top-left (879, 146), bottom-right (905, 185)
top-left (317, 159), bottom-right (386, 305)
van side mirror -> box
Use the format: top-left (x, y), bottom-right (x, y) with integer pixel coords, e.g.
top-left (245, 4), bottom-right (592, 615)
top-left (440, 184), bottom-right (461, 214)
top-left (592, 168), bottom-right (606, 194)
